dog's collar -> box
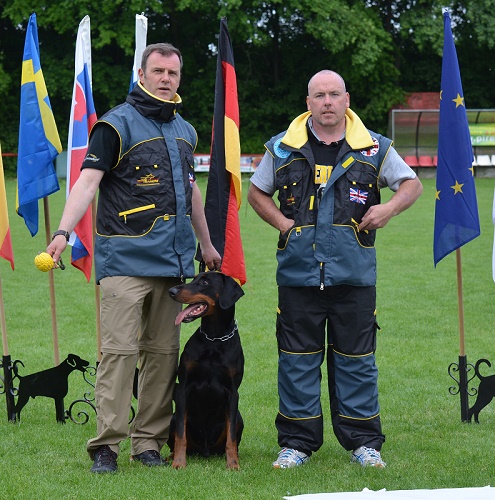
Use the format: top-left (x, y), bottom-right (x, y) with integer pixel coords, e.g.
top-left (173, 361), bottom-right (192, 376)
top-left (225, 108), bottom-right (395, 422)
top-left (200, 321), bottom-right (238, 342)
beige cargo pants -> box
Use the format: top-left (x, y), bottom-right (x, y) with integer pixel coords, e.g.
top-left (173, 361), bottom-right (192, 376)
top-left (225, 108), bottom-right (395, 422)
top-left (86, 275), bottom-right (182, 458)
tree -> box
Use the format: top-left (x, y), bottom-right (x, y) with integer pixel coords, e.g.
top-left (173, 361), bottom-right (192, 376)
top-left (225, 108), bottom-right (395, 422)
top-left (1, 0), bottom-right (495, 175)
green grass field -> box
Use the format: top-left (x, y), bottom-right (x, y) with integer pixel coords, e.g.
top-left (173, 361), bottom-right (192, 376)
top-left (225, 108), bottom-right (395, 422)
top-left (0, 175), bottom-right (494, 499)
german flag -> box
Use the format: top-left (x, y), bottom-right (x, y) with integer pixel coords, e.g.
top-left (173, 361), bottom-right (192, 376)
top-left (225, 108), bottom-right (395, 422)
top-left (201, 18), bottom-right (246, 285)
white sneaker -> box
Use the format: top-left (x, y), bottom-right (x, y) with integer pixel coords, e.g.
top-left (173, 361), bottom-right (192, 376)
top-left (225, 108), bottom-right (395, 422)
top-left (272, 447), bottom-right (310, 469)
top-left (351, 446), bottom-right (386, 468)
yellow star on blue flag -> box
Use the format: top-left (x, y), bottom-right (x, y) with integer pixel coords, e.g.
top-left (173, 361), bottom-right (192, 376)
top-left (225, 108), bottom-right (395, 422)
top-left (433, 11), bottom-right (480, 266)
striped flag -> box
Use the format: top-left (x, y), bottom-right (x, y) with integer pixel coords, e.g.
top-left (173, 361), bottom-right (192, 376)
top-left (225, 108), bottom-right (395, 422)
top-left (129, 14), bottom-right (148, 93)
top-left (66, 16), bottom-right (97, 281)
top-left (16, 13), bottom-right (62, 236)
top-left (201, 18), bottom-right (246, 284)
top-left (0, 145), bottom-right (14, 270)
top-left (434, 11), bottom-right (480, 266)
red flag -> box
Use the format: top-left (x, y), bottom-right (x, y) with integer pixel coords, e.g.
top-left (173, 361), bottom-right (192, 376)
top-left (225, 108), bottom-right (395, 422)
top-left (66, 16), bottom-right (97, 281)
top-left (202, 18), bottom-right (246, 285)
top-left (0, 145), bottom-right (14, 270)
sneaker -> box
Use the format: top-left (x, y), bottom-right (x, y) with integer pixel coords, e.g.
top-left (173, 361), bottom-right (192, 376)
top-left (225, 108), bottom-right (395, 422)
top-left (90, 445), bottom-right (118, 473)
top-left (131, 450), bottom-right (167, 467)
top-left (272, 448), bottom-right (309, 469)
top-left (351, 446), bottom-right (386, 468)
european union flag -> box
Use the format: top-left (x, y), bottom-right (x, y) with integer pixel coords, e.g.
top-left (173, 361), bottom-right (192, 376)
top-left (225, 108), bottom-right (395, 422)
top-left (434, 11), bottom-right (480, 266)
top-left (16, 13), bottom-right (62, 236)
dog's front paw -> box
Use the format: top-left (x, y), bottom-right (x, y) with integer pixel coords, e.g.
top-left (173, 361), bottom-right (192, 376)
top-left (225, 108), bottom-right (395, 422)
top-left (172, 460), bottom-right (186, 469)
top-left (226, 458), bottom-right (240, 470)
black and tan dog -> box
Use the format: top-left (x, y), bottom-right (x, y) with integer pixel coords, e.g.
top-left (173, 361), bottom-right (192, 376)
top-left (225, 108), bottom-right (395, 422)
top-left (14, 353), bottom-right (89, 423)
top-left (168, 271), bottom-right (245, 469)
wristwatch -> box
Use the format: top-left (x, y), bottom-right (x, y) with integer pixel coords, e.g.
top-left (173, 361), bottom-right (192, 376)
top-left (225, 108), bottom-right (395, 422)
top-left (51, 230), bottom-right (70, 242)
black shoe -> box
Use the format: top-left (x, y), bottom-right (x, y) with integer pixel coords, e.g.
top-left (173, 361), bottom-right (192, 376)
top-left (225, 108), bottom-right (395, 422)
top-left (131, 450), bottom-right (167, 467)
top-left (90, 445), bottom-right (118, 473)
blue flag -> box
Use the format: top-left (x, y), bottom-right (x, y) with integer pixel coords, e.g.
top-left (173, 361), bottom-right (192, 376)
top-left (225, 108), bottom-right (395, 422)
top-left (433, 11), bottom-right (480, 266)
top-left (16, 13), bottom-right (62, 236)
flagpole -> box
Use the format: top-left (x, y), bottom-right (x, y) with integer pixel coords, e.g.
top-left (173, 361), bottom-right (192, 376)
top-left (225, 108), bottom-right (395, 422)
top-left (0, 278), bottom-right (16, 421)
top-left (43, 197), bottom-right (60, 366)
top-left (92, 198), bottom-right (101, 362)
top-left (456, 248), bottom-right (469, 421)
top-left (0, 278), bottom-right (9, 358)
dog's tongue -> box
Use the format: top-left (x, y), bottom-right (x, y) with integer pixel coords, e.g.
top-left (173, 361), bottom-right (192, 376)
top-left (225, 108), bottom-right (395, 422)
top-left (175, 304), bottom-right (198, 325)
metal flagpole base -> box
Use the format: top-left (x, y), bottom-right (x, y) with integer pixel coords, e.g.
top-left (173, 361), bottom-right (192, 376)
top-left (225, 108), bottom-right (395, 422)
top-left (1, 355), bottom-right (17, 422)
top-left (448, 355), bottom-right (475, 422)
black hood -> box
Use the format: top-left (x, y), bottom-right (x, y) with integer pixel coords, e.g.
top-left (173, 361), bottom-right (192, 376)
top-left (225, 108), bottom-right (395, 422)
top-left (126, 82), bottom-right (183, 123)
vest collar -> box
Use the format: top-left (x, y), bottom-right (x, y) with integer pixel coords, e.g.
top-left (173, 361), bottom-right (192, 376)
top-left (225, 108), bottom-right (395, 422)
top-left (126, 82), bottom-right (183, 123)
top-left (281, 109), bottom-right (374, 151)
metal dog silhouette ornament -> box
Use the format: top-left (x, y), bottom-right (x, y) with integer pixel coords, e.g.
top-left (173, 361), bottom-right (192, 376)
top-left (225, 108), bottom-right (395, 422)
top-left (13, 353), bottom-right (89, 423)
top-left (468, 359), bottom-right (495, 423)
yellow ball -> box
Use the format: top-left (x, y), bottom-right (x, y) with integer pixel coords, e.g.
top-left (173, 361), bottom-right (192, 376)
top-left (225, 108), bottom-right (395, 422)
top-left (34, 252), bottom-right (55, 272)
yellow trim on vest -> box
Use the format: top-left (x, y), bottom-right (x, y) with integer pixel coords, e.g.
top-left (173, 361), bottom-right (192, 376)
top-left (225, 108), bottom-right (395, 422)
top-left (119, 204), bottom-right (156, 223)
top-left (342, 156), bottom-right (354, 168)
top-left (279, 108), bottom-right (375, 151)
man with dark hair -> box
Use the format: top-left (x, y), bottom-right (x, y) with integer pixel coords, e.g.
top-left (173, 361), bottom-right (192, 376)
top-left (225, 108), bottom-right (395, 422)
top-left (48, 43), bottom-right (221, 473)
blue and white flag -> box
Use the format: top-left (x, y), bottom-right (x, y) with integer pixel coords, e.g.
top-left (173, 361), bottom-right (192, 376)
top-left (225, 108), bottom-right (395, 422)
top-left (67, 15), bottom-right (97, 281)
top-left (129, 14), bottom-right (148, 93)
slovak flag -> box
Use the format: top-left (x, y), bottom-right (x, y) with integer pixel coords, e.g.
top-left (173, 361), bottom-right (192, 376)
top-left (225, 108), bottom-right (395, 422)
top-left (66, 16), bottom-right (97, 281)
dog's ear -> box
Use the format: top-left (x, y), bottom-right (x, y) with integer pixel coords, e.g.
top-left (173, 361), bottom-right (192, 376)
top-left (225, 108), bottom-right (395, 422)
top-left (218, 275), bottom-right (244, 310)
top-left (67, 354), bottom-right (76, 367)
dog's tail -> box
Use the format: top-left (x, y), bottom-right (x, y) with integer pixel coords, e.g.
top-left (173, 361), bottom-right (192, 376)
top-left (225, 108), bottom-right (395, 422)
top-left (474, 359), bottom-right (491, 380)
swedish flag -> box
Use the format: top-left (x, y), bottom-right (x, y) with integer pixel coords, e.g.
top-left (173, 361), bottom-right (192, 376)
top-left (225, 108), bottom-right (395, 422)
top-left (16, 13), bottom-right (62, 236)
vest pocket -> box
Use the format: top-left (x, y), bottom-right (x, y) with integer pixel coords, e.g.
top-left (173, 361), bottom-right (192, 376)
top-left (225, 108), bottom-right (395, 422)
top-left (276, 225), bottom-right (317, 286)
top-left (276, 167), bottom-right (303, 220)
top-left (116, 204), bottom-right (164, 235)
top-left (119, 204), bottom-right (157, 224)
top-left (334, 162), bottom-right (379, 227)
top-left (130, 163), bottom-right (167, 195)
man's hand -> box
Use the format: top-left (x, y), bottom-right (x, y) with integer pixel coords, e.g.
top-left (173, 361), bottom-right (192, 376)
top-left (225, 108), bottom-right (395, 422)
top-left (200, 243), bottom-right (222, 271)
top-left (359, 204), bottom-right (394, 231)
top-left (359, 177), bottom-right (423, 231)
top-left (46, 234), bottom-right (68, 266)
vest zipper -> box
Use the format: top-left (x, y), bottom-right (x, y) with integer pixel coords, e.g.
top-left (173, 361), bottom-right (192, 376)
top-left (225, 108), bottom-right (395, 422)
top-left (320, 262), bottom-right (325, 290)
top-left (119, 204), bottom-right (156, 223)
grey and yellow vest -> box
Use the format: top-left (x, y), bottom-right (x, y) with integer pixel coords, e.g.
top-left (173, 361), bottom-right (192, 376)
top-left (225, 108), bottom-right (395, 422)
top-left (93, 84), bottom-right (198, 283)
top-left (266, 110), bottom-right (392, 288)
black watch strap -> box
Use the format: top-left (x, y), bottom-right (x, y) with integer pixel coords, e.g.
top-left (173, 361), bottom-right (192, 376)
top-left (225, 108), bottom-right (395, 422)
top-left (51, 230), bottom-right (70, 242)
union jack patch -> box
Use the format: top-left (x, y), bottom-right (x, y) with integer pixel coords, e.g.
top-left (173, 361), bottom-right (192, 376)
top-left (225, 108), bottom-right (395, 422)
top-left (350, 187), bottom-right (368, 204)
top-left (189, 172), bottom-right (195, 187)
top-left (360, 136), bottom-right (379, 157)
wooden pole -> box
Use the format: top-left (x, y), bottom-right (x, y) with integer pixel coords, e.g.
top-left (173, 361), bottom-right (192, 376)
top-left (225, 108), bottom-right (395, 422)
top-left (91, 198), bottom-right (101, 362)
top-left (456, 248), bottom-right (469, 421)
top-left (456, 248), bottom-right (465, 357)
top-left (0, 277), bottom-right (9, 357)
top-left (43, 197), bottom-right (60, 366)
